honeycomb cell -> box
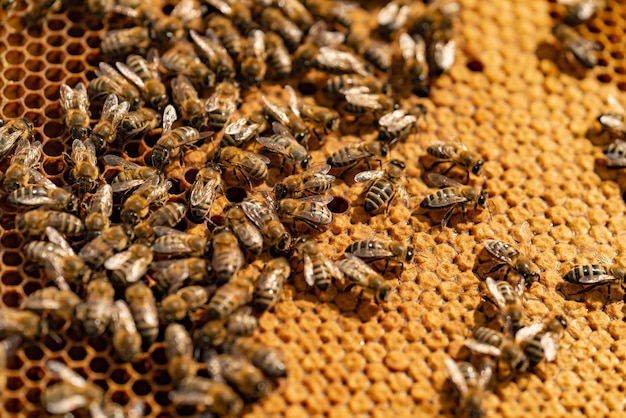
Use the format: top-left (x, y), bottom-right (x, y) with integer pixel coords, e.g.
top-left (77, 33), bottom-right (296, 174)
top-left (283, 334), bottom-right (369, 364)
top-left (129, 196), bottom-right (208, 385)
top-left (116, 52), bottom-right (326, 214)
top-left (5, 50), bottom-right (25, 65)
top-left (25, 366), bottom-right (45, 382)
top-left (26, 41), bottom-right (46, 56)
top-left (26, 388), bottom-right (41, 405)
top-left (24, 74), bottom-right (45, 91)
top-left (67, 25), bottom-right (86, 38)
top-left (24, 93), bottom-right (45, 110)
top-left (132, 380), bottom-right (152, 396)
top-left (24, 58), bottom-right (45, 72)
top-left (24, 345), bottom-right (44, 361)
top-left (2, 252), bottom-right (23, 267)
top-left (65, 58), bottom-right (85, 73)
top-left (89, 357), bottom-right (110, 374)
top-left (3, 67), bottom-right (26, 82)
top-left (4, 398), bottom-right (24, 414)
top-left (2, 271), bottom-right (22, 286)
top-left (2, 85), bottom-right (25, 100)
top-left (7, 33), bottom-right (26, 47)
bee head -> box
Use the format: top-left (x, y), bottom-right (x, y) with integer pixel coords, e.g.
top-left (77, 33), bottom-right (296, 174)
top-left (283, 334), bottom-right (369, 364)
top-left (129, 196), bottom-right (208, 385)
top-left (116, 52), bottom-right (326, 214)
top-left (376, 285), bottom-right (391, 303)
top-left (22, 117), bottom-right (34, 132)
top-left (78, 177), bottom-right (95, 195)
top-left (70, 126), bottom-right (89, 140)
top-left (274, 183), bottom-right (288, 200)
top-left (300, 154), bottom-right (312, 170)
top-left (472, 159), bottom-right (484, 175)
top-left (405, 246), bottom-right (414, 262)
top-left (477, 191), bottom-right (488, 207)
top-left (66, 195), bottom-right (80, 212)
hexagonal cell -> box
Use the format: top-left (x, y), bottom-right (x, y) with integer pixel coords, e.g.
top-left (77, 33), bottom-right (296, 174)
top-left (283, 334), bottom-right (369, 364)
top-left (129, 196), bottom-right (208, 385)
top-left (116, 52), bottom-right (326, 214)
top-left (25, 366), bottom-right (45, 382)
top-left (4, 398), bottom-right (24, 414)
top-left (68, 345), bottom-right (88, 361)
top-left (24, 74), bottom-right (45, 91)
top-left (6, 33), bottom-right (26, 47)
top-left (43, 334), bottom-right (67, 352)
top-left (1, 232), bottom-right (23, 249)
top-left (26, 41), bottom-right (46, 56)
top-left (0, 84), bottom-right (24, 101)
top-left (66, 41), bottom-right (85, 56)
top-left (44, 66), bottom-right (67, 82)
top-left (2, 271), bottom-right (22, 286)
top-left (89, 357), bottom-right (110, 374)
top-left (2, 252), bottom-right (23, 267)
top-left (46, 34), bottom-right (65, 47)
top-left (3, 290), bottom-right (23, 307)
top-left (25, 58), bottom-right (46, 72)
top-left (5, 50), bottom-right (25, 65)
top-left (23, 344), bottom-right (44, 361)
top-left (5, 376), bottom-right (24, 391)
top-left (24, 93), bottom-right (45, 110)
top-left (2, 67), bottom-right (26, 82)
top-left (42, 139), bottom-right (65, 156)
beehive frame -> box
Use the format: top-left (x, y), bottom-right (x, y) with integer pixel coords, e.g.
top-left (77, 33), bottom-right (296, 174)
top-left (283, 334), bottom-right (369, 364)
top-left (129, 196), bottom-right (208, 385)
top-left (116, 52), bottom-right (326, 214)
top-left (2, 0), bottom-right (626, 417)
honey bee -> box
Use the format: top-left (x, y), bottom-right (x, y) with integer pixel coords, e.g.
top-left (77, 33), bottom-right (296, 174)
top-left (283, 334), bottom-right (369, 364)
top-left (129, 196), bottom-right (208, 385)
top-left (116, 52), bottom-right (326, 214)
top-left (294, 45), bottom-right (369, 76)
top-left (104, 243), bottom-right (153, 285)
top-left (303, 0), bottom-right (355, 27)
top-left (279, 195), bottom-right (334, 231)
top-left (216, 146), bottom-right (270, 185)
top-left (134, 201), bottom-right (188, 243)
top-left (427, 139), bottom-right (484, 182)
top-left (78, 225), bottom-right (129, 269)
top-left (206, 80), bottom-right (241, 131)
top-left (195, 319), bottom-right (229, 349)
top-left (465, 327), bottom-right (529, 375)
top-left (75, 277), bottom-right (115, 336)
top-left (259, 7), bottom-right (302, 51)
top-left (126, 282), bottom-right (159, 345)
top-left (207, 273), bottom-right (255, 320)
top-left (445, 358), bottom-right (492, 418)
top-left (286, 85), bottom-right (340, 134)
top-left (355, 159), bottom-right (406, 214)
top-left (9, 176), bottom-right (79, 212)
top-left (100, 26), bottom-right (151, 57)
top-left (160, 285), bottom-right (210, 323)
top-left (485, 277), bottom-right (525, 335)
top-left (206, 14), bottom-right (244, 59)
top-left (420, 173), bottom-right (490, 228)
top-left (68, 139), bottom-right (99, 194)
top-left (3, 137), bottom-right (42, 192)
top-left (342, 86), bottom-right (396, 118)
top-left (241, 194), bottom-right (292, 253)
top-left (145, 0), bottom-right (201, 44)
top-left (84, 185), bottom-right (113, 236)
top-left (241, 29), bottom-right (268, 85)
top-left (22, 287), bottom-right (81, 326)
top-left (337, 253), bottom-right (390, 303)
top-left (17, 209), bottom-right (85, 237)
top-left (484, 232), bottom-right (540, 288)
top-left (164, 323), bottom-right (195, 383)
top-left (223, 204), bottom-right (264, 256)
top-left (323, 74), bottom-right (390, 96)
top-left (345, 239), bottom-right (414, 272)
top-left (151, 257), bottom-right (211, 293)
top-left (103, 155), bottom-right (159, 194)
top-left (603, 139), bottom-right (626, 167)
top-left (226, 336), bottom-right (288, 378)
top-left (190, 29), bottom-right (236, 81)
top-left (221, 112), bottom-right (267, 148)
top-left (170, 375), bottom-right (244, 417)
top-left (274, 164), bottom-right (335, 200)
top-left (25, 0), bottom-right (61, 25)
top-left (0, 309), bottom-right (42, 340)
top-left (254, 257), bottom-right (291, 311)
top-left (121, 175), bottom-right (172, 225)
top-left (414, 0), bottom-right (459, 77)
top-left (346, 31), bottom-right (392, 72)
top-left (172, 75), bottom-right (208, 129)
top-left (563, 263), bottom-right (626, 302)
top-left (0, 336), bottom-right (22, 391)
top-left (257, 121), bottom-right (311, 170)
top-left (117, 51), bottom-right (168, 110)
top-left (378, 107), bottom-right (425, 145)
top-left (189, 163), bottom-right (222, 222)
top-left (265, 32), bottom-right (292, 78)
top-left (161, 42), bottom-right (215, 88)
top-left (89, 94), bottom-right (130, 151)
top-left (225, 309), bottom-right (258, 336)
top-left (214, 354), bottom-right (271, 399)
top-left (327, 140), bottom-right (388, 175)
top-left (42, 360), bottom-right (106, 417)
top-left (59, 82), bottom-right (91, 140)
top-left (110, 300), bottom-right (142, 363)
top-left (561, 0), bottom-right (606, 26)
top-left (152, 227), bottom-right (211, 257)
top-left (0, 117), bottom-right (34, 159)
top-left (399, 33), bottom-right (430, 96)
top-left (295, 236), bottom-right (343, 291)
top-left (552, 22), bottom-right (599, 69)
top-left (121, 107), bottom-right (162, 137)
top-left (212, 226), bottom-right (245, 285)
top-left (515, 315), bottom-right (568, 366)
top-left (262, 94), bottom-right (310, 145)
top-left (89, 62), bottom-right (143, 109)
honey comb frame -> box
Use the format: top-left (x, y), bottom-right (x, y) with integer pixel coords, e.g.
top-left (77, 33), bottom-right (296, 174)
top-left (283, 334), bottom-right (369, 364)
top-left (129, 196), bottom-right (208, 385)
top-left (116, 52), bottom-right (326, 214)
top-left (2, 0), bottom-right (626, 417)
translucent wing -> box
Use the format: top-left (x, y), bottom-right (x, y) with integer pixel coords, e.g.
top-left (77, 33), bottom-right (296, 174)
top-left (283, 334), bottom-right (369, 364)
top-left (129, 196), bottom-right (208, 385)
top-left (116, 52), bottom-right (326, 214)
top-left (153, 225), bottom-right (189, 237)
top-left (444, 358), bottom-right (469, 395)
top-left (483, 240), bottom-right (515, 264)
top-left (427, 172), bottom-right (464, 188)
top-left (103, 154), bottom-right (142, 169)
top-left (323, 257), bottom-right (344, 281)
top-left (101, 93), bottom-right (118, 119)
top-left (104, 250), bottom-right (133, 270)
top-left (317, 47), bottom-right (368, 76)
top-left (354, 169), bottom-right (384, 183)
top-left (303, 252), bottom-right (315, 286)
top-left (296, 194), bottom-right (333, 204)
top-left (464, 339), bottom-right (502, 357)
top-left (514, 322), bottom-right (544, 344)
top-left (162, 104), bottom-right (178, 134)
top-left (190, 176), bottom-right (220, 206)
top-left (46, 360), bottom-right (87, 387)
top-left (485, 277), bottom-right (506, 309)
top-left (285, 85), bottom-right (300, 117)
top-left (116, 61), bottom-right (145, 89)
top-left (343, 89), bottom-right (383, 110)
top-left (540, 332), bottom-right (559, 362)
top-left (262, 96), bottom-right (290, 126)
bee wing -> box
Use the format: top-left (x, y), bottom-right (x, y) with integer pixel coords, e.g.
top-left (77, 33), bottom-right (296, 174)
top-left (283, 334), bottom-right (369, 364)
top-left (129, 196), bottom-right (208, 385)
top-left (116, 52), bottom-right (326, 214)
top-left (153, 239), bottom-right (197, 254)
top-left (307, 21), bottom-right (345, 47)
top-left (115, 61), bottom-right (145, 89)
top-left (483, 239), bottom-right (514, 264)
top-left (241, 199), bottom-right (267, 229)
top-left (124, 259), bottom-right (150, 284)
top-left (540, 332), bottom-right (559, 362)
top-left (204, 0), bottom-right (231, 15)
top-left (103, 154), bottom-right (141, 169)
top-left (190, 176), bottom-right (219, 206)
top-left (303, 252), bottom-right (315, 286)
top-left (464, 339), bottom-right (502, 357)
top-left (47, 360), bottom-right (87, 388)
top-left (23, 296), bottom-right (61, 311)
top-left (354, 169), bottom-right (384, 183)
top-left (598, 113), bottom-right (625, 130)
top-left (190, 29), bottom-right (218, 62)
top-left (257, 137), bottom-right (289, 156)
top-left (485, 277), bottom-right (507, 309)
top-left (171, 0), bottom-right (203, 22)
top-left (112, 300), bottom-right (137, 334)
top-left (104, 250), bottom-right (133, 270)
top-left (46, 226), bottom-right (76, 256)
top-left (28, 170), bottom-right (57, 190)
top-left (46, 395), bottom-right (91, 415)
top-left (577, 273), bottom-right (615, 284)
top-left (304, 162), bottom-right (332, 176)
top-left (100, 93), bottom-right (119, 119)
top-left (433, 39), bottom-right (456, 73)
top-left (262, 96), bottom-right (291, 126)
top-left (427, 172), bottom-right (464, 188)
top-left (444, 358), bottom-right (469, 395)
top-left (249, 29), bottom-right (266, 60)
top-left (153, 225), bottom-right (189, 237)
top-left (13, 136), bottom-right (31, 155)
top-left (71, 139), bottom-right (90, 164)
top-left (324, 256), bottom-right (344, 280)
top-left (162, 104), bottom-right (177, 134)
top-left (303, 173), bottom-right (336, 190)
top-left (145, 48), bottom-right (163, 81)
top-left (318, 47), bottom-right (368, 76)
top-left (399, 33), bottom-right (416, 60)
top-left (285, 85), bottom-right (301, 117)
top-left (0, 131), bottom-right (22, 156)
top-left (111, 179), bottom-right (145, 193)
top-left (349, 243), bottom-right (394, 259)
top-left (74, 82), bottom-right (90, 112)
top-left (58, 84), bottom-right (73, 112)
top-left (344, 91), bottom-right (383, 109)
top-left (514, 322), bottom-right (544, 344)
top-left (240, 150), bottom-right (271, 170)
top-left (170, 391), bottom-right (215, 407)
top-left (171, 75), bottom-right (196, 104)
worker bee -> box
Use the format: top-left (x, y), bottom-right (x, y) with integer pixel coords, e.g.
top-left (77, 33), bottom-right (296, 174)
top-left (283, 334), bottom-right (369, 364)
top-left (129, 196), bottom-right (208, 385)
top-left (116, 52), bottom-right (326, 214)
top-left (206, 14), bottom-right (244, 59)
top-left (327, 140), bottom-right (388, 175)
top-left (216, 146), bottom-right (270, 186)
top-left (172, 75), bottom-right (209, 129)
top-left (100, 26), bottom-right (150, 57)
top-left (427, 139), bottom-right (484, 183)
top-left (134, 201), bottom-right (187, 243)
top-left (189, 163), bottom-right (222, 222)
top-left (265, 32), bottom-right (292, 78)
top-left (346, 31), bottom-right (392, 72)
top-left (161, 42), bottom-right (215, 88)
top-left (295, 236), bottom-right (343, 291)
top-left (226, 336), bottom-right (288, 378)
top-left (89, 62), bottom-right (143, 109)
top-left (121, 106), bottom-right (161, 137)
top-left (355, 159), bottom-right (406, 214)
top-left (257, 122), bottom-right (312, 170)
top-left (105, 243), bottom-right (153, 285)
top-left (342, 86), bottom-right (396, 118)
top-left (465, 327), bottom-right (529, 375)
top-left (84, 185), bottom-right (113, 236)
top-left (259, 7), bottom-right (302, 51)
top-left (241, 29), bottom-right (267, 85)
top-left (445, 358), bottom-right (492, 418)
top-left (17, 209), bottom-right (85, 237)
top-left (552, 22), bottom-right (599, 69)
top-left (274, 164), bottom-right (335, 200)
top-left (152, 227), bottom-right (211, 257)
top-left (103, 155), bottom-right (159, 193)
top-left (9, 175), bottom-right (79, 212)
top-left (563, 262), bottom-right (626, 302)
top-left (399, 33), bottom-right (430, 96)
top-left (304, 0), bottom-right (356, 27)
top-left (378, 107), bottom-right (425, 145)
top-left (213, 354), bottom-right (271, 399)
top-left (561, 0), bottom-right (606, 25)
top-left (160, 285), bottom-right (210, 323)
top-left (254, 257), bottom-right (291, 311)
top-left (190, 29), bottom-right (236, 81)
top-left (125, 282), bottom-right (159, 345)
top-left (25, 0), bottom-right (61, 25)
top-left (345, 239), bottom-right (414, 272)
top-left (22, 287), bottom-right (81, 326)
top-left (0, 309), bottom-right (42, 340)
top-left (483, 231), bottom-right (540, 288)
top-left (262, 94), bottom-right (310, 145)
top-left (294, 44), bottom-right (369, 76)
top-left (89, 94), bottom-right (130, 151)
top-left (68, 139), bottom-right (99, 194)
top-left (603, 139), bottom-right (626, 167)
top-left (515, 315), bottom-right (568, 366)
top-left (323, 74), bottom-right (390, 96)
top-left (170, 375), bottom-right (243, 417)
top-left (120, 174), bottom-right (172, 225)
top-left (42, 360), bottom-right (106, 417)
top-left (414, 0), bottom-right (459, 77)
top-left (0, 335), bottom-right (22, 391)
top-left (420, 173), bottom-right (490, 228)
top-left (59, 82), bottom-right (91, 140)
top-left (0, 117), bottom-right (34, 159)
top-left (207, 273), bottom-right (255, 320)
top-left (221, 112), bottom-right (267, 147)
top-left (278, 195), bottom-right (334, 231)
top-left (151, 257), bottom-right (211, 293)
top-left (116, 52), bottom-right (168, 110)
top-left (485, 277), bottom-right (525, 335)
top-left (212, 226), bottom-right (245, 285)
top-left (164, 323), bottom-right (195, 383)
top-left (205, 80), bottom-right (241, 131)
top-left (337, 253), bottom-right (391, 303)
top-left (79, 225), bottom-right (129, 269)
top-left (224, 204), bottom-right (264, 256)
top-left (110, 300), bottom-right (142, 363)
top-left (144, 0), bottom-right (201, 44)
top-left (3, 137), bottom-right (42, 192)
top-left (286, 85), bottom-right (340, 134)
top-left (75, 277), bottom-right (115, 336)
top-left (241, 194), bottom-right (292, 252)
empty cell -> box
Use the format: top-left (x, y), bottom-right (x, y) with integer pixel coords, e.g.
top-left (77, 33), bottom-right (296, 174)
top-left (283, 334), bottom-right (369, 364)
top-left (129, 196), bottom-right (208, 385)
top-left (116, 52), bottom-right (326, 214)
top-left (1, 271), bottom-right (22, 286)
top-left (597, 74), bottom-right (612, 83)
top-left (26, 25), bottom-right (43, 39)
top-left (6, 15), bottom-right (24, 31)
top-left (22, 281), bottom-right (42, 295)
top-left (44, 103), bottom-right (62, 118)
top-left (24, 75), bottom-right (45, 90)
top-left (2, 252), bottom-right (23, 267)
top-left (154, 391), bottom-right (171, 407)
top-left (7, 33), bottom-right (26, 46)
top-left (3, 67), bottom-right (26, 81)
top-left (5, 376), bottom-right (24, 391)
top-left (68, 346), bottom-right (87, 361)
top-left (328, 196), bottom-right (349, 213)
top-left (112, 390), bottom-right (130, 406)
top-left (65, 59), bottom-right (85, 74)
top-left (5, 50), bottom-right (25, 65)
top-left (45, 50), bottom-right (66, 64)
top-left (25, 58), bottom-right (45, 72)
top-left (26, 366), bottom-right (45, 382)
top-left (24, 111), bottom-right (43, 127)
top-left (2, 291), bottom-right (22, 307)
top-left (4, 398), bottom-right (24, 413)
top-left (46, 34), bottom-right (65, 47)
top-left (616, 66), bottom-right (626, 74)
top-left (24, 93), bottom-right (45, 110)
top-left (42, 137), bottom-right (64, 155)
top-left (47, 19), bottom-right (65, 31)
top-left (89, 357), bottom-right (110, 374)
top-left (24, 345), bottom-right (44, 361)
top-left (26, 41), bottom-right (45, 56)
top-left (2, 85), bottom-right (25, 100)
top-left (44, 85), bottom-right (60, 100)
top-left (133, 380), bottom-right (152, 396)
top-left (26, 388), bottom-right (41, 404)
top-left (67, 25), bottom-right (85, 37)
top-left (43, 334), bottom-right (66, 351)
top-left (619, 82), bottom-right (626, 92)
top-left (225, 187), bottom-right (247, 203)
top-left (66, 41), bottom-right (85, 56)
top-left (110, 368), bottom-right (130, 384)
top-left (2, 102), bottom-right (24, 118)
top-left (86, 35), bottom-right (101, 48)
top-left (43, 158), bottom-right (64, 175)
top-left (1, 232), bottom-right (23, 248)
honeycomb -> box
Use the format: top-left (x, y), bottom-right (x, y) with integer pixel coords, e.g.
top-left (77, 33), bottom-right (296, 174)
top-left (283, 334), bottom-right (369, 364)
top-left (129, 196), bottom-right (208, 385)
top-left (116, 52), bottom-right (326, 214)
top-left (1, 0), bottom-right (626, 417)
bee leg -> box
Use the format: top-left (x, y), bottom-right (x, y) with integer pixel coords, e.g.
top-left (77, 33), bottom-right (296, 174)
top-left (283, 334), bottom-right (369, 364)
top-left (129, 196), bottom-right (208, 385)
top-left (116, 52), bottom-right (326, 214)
top-left (426, 160), bottom-right (446, 171)
top-left (487, 264), bottom-right (506, 274)
top-left (441, 206), bottom-right (456, 228)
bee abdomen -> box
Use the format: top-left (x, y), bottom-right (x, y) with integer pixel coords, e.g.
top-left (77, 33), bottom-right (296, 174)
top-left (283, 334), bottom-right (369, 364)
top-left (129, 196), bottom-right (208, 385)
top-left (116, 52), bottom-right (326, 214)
top-left (364, 179), bottom-right (394, 213)
top-left (564, 264), bottom-right (607, 283)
